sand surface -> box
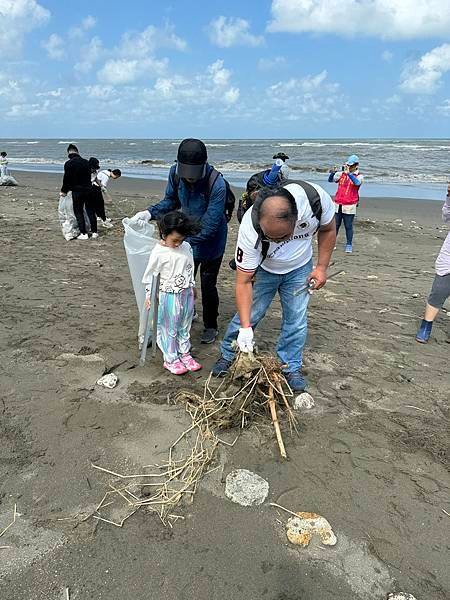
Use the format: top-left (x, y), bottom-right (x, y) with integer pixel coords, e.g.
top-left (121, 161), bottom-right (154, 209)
top-left (0, 171), bottom-right (449, 600)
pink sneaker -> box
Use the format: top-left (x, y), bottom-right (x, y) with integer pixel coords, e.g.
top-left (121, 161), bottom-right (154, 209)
top-left (180, 354), bottom-right (202, 372)
top-left (163, 359), bottom-right (188, 375)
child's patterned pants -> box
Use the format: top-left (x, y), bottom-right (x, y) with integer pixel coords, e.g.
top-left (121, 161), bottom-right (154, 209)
top-left (157, 287), bottom-right (194, 364)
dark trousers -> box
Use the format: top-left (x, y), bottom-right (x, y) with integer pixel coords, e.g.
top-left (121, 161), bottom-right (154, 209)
top-left (91, 186), bottom-right (106, 221)
top-left (335, 205), bottom-right (354, 245)
top-left (72, 190), bottom-right (97, 234)
top-left (194, 255), bottom-right (223, 330)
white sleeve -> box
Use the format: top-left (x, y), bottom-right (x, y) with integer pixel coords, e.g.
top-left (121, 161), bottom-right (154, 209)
top-left (142, 246), bottom-right (161, 284)
top-left (333, 172), bottom-right (341, 183)
top-left (235, 214), bottom-right (261, 273)
top-left (318, 188), bottom-right (336, 226)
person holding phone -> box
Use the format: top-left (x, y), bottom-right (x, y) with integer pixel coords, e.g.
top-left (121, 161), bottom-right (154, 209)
top-left (328, 154), bottom-right (363, 253)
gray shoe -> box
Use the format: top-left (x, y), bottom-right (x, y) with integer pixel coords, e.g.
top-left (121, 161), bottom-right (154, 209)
top-left (201, 328), bottom-right (218, 344)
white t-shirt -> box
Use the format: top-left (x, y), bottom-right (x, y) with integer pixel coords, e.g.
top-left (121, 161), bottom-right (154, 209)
top-left (94, 170), bottom-right (110, 189)
top-left (142, 241), bottom-right (195, 293)
top-left (235, 182), bottom-right (335, 275)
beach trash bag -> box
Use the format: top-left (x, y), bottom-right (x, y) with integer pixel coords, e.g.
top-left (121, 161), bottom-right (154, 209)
top-left (122, 217), bottom-right (158, 346)
top-left (58, 192), bottom-right (79, 241)
top-left (0, 175), bottom-right (18, 186)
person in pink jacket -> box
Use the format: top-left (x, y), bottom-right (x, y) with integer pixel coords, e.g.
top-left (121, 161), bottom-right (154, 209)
top-left (416, 185), bottom-right (450, 343)
top-left (328, 154), bottom-right (363, 253)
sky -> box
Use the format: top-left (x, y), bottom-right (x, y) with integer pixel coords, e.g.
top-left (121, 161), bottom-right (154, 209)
top-left (1, 0), bottom-right (450, 138)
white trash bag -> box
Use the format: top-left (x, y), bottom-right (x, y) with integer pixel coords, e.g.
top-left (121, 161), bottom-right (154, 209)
top-left (58, 192), bottom-right (79, 241)
top-left (0, 175), bottom-right (18, 186)
top-left (122, 217), bottom-right (158, 347)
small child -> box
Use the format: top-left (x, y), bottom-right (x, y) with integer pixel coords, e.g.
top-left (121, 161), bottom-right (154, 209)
top-left (142, 212), bottom-right (202, 375)
top-left (0, 152), bottom-right (9, 177)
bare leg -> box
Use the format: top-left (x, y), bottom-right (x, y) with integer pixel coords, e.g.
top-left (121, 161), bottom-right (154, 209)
top-left (424, 303), bottom-right (440, 322)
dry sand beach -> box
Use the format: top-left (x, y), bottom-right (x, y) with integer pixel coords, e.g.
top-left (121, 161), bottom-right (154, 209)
top-left (0, 171), bottom-right (449, 599)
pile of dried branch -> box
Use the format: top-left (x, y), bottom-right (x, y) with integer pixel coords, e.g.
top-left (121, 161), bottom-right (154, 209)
top-left (91, 352), bottom-right (298, 527)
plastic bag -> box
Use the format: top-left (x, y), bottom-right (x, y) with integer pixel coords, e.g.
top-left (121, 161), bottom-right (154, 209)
top-left (58, 193), bottom-right (79, 240)
top-left (0, 175), bottom-right (18, 186)
top-left (122, 217), bottom-right (158, 346)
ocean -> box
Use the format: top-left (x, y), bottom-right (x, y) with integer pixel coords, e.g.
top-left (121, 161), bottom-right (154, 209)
top-left (1, 138), bottom-right (449, 200)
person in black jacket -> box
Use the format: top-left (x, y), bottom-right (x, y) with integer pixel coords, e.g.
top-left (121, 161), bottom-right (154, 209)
top-left (60, 144), bottom-right (97, 240)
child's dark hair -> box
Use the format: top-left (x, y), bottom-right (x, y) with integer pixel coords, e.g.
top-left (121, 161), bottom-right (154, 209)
top-left (111, 168), bottom-right (121, 177)
top-left (1, 152), bottom-right (7, 157)
top-left (158, 211), bottom-right (201, 239)
top-left (67, 143), bottom-right (78, 153)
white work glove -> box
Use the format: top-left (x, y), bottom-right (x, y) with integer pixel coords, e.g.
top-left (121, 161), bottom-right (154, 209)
top-left (237, 327), bottom-right (254, 353)
top-left (131, 210), bottom-right (151, 223)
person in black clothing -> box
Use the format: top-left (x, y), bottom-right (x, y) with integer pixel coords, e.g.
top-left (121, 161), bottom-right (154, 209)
top-left (60, 144), bottom-right (97, 240)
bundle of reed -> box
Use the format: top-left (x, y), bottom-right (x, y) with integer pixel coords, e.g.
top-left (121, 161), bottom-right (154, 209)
top-left (91, 352), bottom-right (298, 527)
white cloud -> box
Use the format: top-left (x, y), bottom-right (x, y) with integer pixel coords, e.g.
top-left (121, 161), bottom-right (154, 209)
top-left (268, 0), bottom-right (450, 40)
top-left (0, 0), bottom-right (49, 57)
top-left (74, 37), bottom-right (104, 74)
top-left (42, 34), bottom-right (65, 60)
top-left (69, 14), bottom-right (97, 39)
top-left (209, 16), bottom-right (263, 47)
top-left (82, 15), bottom-right (96, 30)
top-left (118, 24), bottom-right (187, 58)
top-left (400, 44), bottom-right (450, 94)
top-left (266, 71), bottom-right (342, 120)
top-left (97, 57), bottom-right (168, 85)
top-left (258, 56), bottom-right (287, 71)
top-left (382, 50), bottom-right (393, 62)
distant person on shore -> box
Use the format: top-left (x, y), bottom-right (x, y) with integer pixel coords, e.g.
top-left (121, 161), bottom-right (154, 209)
top-left (0, 152), bottom-right (9, 177)
top-left (273, 152), bottom-right (290, 180)
top-left (61, 144), bottom-right (97, 240)
top-left (132, 138), bottom-right (228, 345)
top-left (328, 154), bottom-right (363, 253)
top-left (212, 183), bottom-right (336, 392)
top-left (89, 158), bottom-right (120, 229)
top-left (415, 187), bottom-right (450, 343)
top-left (142, 212), bottom-right (202, 375)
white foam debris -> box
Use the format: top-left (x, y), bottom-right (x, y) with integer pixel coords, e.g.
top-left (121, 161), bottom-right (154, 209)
top-left (225, 469), bottom-right (269, 507)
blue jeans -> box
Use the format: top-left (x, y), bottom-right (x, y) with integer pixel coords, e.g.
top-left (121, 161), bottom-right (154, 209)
top-left (335, 206), bottom-right (354, 245)
top-left (220, 260), bottom-right (312, 373)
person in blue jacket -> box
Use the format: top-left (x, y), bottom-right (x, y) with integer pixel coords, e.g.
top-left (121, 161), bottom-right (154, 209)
top-left (132, 138), bottom-right (227, 344)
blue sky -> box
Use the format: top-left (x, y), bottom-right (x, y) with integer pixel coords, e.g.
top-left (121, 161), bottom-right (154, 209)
top-left (1, 0), bottom-right (450, 138)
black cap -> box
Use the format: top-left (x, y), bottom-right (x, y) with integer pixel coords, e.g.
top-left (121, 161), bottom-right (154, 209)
top-left (176, 138), bottom-right (207, 180)
top-left (273, 152), bottom-right (289, 161)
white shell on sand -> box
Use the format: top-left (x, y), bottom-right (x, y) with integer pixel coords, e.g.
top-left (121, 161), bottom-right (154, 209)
top-left (294, 392), bottom-right (315, 410)
top-left (286, 512), bottom-right (337, 547)
top-left (225, 469), bottom-right (269, 507)
top-left (387, 594), bottom-right (418, 600)
top-left (96, 373), bottom-right (118, 389)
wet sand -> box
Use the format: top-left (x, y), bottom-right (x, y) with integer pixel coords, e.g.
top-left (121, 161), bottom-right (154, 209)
top-left (0, 171), bottom-right (449, 600)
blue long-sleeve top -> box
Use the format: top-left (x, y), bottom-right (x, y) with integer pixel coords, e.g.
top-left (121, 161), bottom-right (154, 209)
top-left (147, 164), bottom-right (227, 261)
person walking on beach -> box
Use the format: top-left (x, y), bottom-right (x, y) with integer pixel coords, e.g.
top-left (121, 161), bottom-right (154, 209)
top-left (142, 212), bottom-right (202, 375)
top-left (415, 186), bottom-right (450, 343)
top-left (132, 138), bottom-right (227, 345)
top-left (0, 152), bottom-right (9, 177)
top-left (61, 144), bottom-right (97, 240)
top-left (328, 154), bottom-right (363, 253)
top-left (212, 182), bottom-right (336, 391)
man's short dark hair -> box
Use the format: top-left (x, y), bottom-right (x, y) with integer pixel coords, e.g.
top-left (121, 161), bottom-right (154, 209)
top-left (255, 186), bottom-right (298, 225)
top-left (111, 169), bottom-right (121, 177)
top-left (67, 144), bottom-right (78, 154)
